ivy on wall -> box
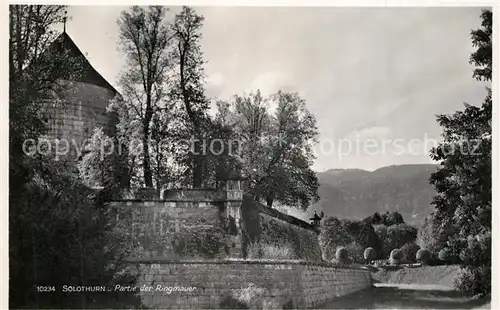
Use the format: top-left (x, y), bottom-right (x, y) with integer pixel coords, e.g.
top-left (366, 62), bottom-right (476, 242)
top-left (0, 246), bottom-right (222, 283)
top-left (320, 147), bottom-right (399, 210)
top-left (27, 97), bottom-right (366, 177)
top-left (171, 220), bottom-right (229, 259)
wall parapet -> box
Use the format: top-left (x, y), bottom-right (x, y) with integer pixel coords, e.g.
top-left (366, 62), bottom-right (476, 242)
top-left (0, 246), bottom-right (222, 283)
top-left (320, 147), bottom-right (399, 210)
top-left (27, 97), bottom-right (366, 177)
top-left (125, 257), bottom-right (369, 270)
top-left (247, 196), bottom-right (318, 233)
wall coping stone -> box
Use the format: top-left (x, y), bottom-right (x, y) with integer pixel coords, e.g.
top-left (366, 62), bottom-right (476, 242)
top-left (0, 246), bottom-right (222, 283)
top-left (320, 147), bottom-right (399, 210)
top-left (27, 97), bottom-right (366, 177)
top-left (106, 199), bottom-right (243, 204)
top-left (125, 258), bottom-right (369, 270)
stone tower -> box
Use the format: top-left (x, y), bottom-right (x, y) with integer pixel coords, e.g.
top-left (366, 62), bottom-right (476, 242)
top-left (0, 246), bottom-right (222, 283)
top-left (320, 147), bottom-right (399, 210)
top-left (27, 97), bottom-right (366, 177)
top-left (42, 30), bottom-right (119, 159)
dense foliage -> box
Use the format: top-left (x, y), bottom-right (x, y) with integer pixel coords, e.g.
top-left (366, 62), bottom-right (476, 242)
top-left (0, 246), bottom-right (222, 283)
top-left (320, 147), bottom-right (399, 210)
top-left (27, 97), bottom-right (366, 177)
top-left (172, 223), bottom-right (229, 259)
top-left (400, 242), bottom-right (420, 263)
top-left (9, 5), bottom-right (139, 308)
top-left (335, 247), bottom-right (348, 264)
top-left (428, 9), bottom-right (492, 297)
top-left (319, 216), bottom-right (382, 261)
top-left (364, 247), bottom-right (376, 263)
top-left (216, 90), bottom-right (320, 209)
top-left (345, 242), bottom-right (365, 264)
top-left (389, 249), bottom-right (402, 263)
top-left (319, 212), bottom-right (419, 262)
top-left (416, 249), bottom-right (431, 265)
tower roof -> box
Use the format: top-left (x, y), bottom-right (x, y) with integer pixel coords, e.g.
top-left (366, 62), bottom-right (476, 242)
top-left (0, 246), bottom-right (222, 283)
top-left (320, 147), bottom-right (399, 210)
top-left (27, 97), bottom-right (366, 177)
top-left (49, 31), bottom-right (119, 95)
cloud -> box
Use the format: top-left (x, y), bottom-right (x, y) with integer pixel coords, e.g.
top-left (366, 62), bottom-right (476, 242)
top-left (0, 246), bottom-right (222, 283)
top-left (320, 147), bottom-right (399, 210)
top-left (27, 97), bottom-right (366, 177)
top-left (248, 71), bottom-right (292, 96)
top-left (65, 6), bottom-right (488, 171)
top-left (206, 72), bottom-right (226, 98)
top-left (207, 72), bottom-right (226, 86)
top-left (346, 126), bottom-right (392, 141)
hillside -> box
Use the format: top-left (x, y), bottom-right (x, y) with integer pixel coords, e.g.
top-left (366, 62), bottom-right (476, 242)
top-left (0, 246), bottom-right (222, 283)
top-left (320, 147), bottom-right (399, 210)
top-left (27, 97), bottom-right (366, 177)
top-left (310, 164), bottom-right (438, 226)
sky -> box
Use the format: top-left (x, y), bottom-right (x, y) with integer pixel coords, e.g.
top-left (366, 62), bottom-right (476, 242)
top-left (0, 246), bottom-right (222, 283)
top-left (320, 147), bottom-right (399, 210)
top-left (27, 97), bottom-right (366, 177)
top-left (59, 6), bottom-right (490, 172)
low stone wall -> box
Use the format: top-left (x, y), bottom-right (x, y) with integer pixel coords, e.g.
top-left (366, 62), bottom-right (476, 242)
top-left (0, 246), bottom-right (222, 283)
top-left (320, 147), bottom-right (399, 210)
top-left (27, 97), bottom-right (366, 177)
top-left (128, 259), bottom-right (372, 309)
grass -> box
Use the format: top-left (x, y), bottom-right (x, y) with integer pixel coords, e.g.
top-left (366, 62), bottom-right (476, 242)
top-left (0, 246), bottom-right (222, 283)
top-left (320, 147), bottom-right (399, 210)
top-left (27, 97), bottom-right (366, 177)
top-left (371, 265), bottom-right (462, 287)
top-left (246, 241), bottom-right (296, 260)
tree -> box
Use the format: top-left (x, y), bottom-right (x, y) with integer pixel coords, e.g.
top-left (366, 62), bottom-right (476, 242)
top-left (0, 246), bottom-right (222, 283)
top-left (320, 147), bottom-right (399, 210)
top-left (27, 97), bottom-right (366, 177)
top-left (9, 6), bottom-right (139, 307)
top-left (230, 90), bottom-right (273, 194)
top-left (77, 126), bottom-right (131, 199)
top-left (438, 247), bottom-right (453, 263)
top-left (10, 161), bottom-right (140, 308)
top-left (259, 91), bottom-right (319, 209)
top-left (345, 242), bottom-right (364, 264)
top-left (374, 223), bottom-right (417, 258)
top-left (170, 6), bottom-right (210, 188)
top-left (416, 213), bottom-right (452, 259)
top-left (429, 9), bottom-right (491, 296)
top-left (365, 211), bottom-right (404, 226)
top-left (117, 6), bottom-right (172, 188)
top-left (319, 217), bottom-right (382, 261)
top-left (400, 242), bottom-right (420, 263)
top-left (222, 90), bottom-right (319, 209)
top-left (470, 10), bottom-right (492, 82)
top-left (9, 5), bottom-right (84, 191)
top-left (319, 217), bottom-right (353, 260)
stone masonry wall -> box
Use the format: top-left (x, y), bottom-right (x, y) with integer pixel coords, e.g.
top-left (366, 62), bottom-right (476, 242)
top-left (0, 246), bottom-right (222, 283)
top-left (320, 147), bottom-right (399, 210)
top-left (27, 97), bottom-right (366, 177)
top-left (109, 189), bottom-right (321, 261)
top-left (128, 260), bottom-right (372, 309)
top-left (43, 80), bottom-right (117, 159)
top-left (240, 195), bottom-right (322, 261)
top-left (108, 198), bottom-right (241, 259)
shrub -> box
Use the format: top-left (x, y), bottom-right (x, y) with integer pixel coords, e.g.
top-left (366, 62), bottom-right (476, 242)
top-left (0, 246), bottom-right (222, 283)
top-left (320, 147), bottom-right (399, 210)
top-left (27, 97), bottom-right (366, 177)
top-left (459, 233), bottom-right (491, 267)
top-left (438, 247), bottom-right (453, 263)
top-left (336, 247), bottom-right (348, 264)
top-left (10, 164), bottom-right (141, 309)
top-left (389, 248), bottom-right (402, 265)
top-left (364, 247), bottom-right (376, 263)
top-left (246, 241), bottom-right (295, 260)
top-left (454, 265), bottom-right (491, 297)
top-left (400, 242), bottom-right (420, 263)
top-left (416, 248), bottom-right (431, 265)
top-left (261, 243), bottom-right (295, 260)
top-left (345, 242), bottom-right (364, 264)
top-left (246, 242), bottom-right (262, 259)
top-left (454, 232), bottom-right (491, 296)
top-left (225, 283), bottom-right (283, 309)
top-left (172, 224), bottom-right (229, 259)
top-left (375, 223), bottom-right (418, 258)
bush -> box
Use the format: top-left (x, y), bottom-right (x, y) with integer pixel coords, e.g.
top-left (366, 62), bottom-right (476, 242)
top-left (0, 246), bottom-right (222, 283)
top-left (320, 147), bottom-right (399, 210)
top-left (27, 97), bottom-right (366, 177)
top-left (438, 247), bottom-right (454, 263)
top-left (364, 247), bottom-right (376, 263)
top-left (454, 232), bottom-right (491, 296)
top-left (454, 266), bottom-right (491, 297)
top-left (246, 241), bottom-right (295, 260)
top-left (222, 283), bottom-right (289, 309)
top-left (9, 164), bottom-right (140, 309)
top-left (345, 242), bottom-right (364, 264)
top-left (389, 248), bottom-right (402, 265)
top-left (416, 248), bottom-right (431, 265)
top-left (336, 247), bottom-right (348, 264)
top-left (172, 223), bottom-right (229, 259)
top-left (400, 242), bottom-right (420, 263)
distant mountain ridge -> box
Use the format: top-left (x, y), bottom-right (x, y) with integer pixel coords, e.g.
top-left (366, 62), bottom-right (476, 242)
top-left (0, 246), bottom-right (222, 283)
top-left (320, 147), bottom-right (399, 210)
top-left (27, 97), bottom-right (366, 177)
top-left (310, 164), bottom-right (438, 226)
